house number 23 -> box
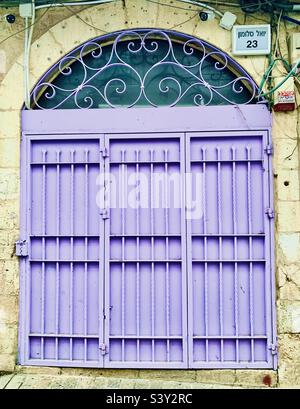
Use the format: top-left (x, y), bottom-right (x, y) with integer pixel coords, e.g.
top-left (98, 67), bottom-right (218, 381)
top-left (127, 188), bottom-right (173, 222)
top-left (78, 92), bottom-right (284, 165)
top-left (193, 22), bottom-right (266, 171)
top-left (246, 40), bottom-right (258, 48)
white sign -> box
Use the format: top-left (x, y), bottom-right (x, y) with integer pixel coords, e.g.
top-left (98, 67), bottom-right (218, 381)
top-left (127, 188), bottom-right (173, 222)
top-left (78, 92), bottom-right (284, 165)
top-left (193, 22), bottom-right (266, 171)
top-left (232, 24), bottom-right (271, 55)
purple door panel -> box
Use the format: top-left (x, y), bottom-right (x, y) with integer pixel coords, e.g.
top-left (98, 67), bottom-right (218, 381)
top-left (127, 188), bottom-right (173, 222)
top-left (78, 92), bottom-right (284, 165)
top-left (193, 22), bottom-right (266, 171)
top-left (104, 134), bottom-right (188, 368)
top-left (21, 136), bottom-right (105, 367)
top-left (19, 108), bottom-right (276, 369)
top-left (186, 132), bottom-right (275, 368)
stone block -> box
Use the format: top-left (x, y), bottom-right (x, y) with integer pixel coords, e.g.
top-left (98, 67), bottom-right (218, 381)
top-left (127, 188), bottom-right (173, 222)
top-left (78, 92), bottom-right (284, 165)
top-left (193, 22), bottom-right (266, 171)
top-left (278, 362), bottom-right (300, 387)
top-left (0, 259), bottom-right (19, 296)
top-left (277, 201), bottom-right (300, 233)
top-left (277, 301), bottom-right (300, 333)
top-left (79, 2), bottom-right (126, 37)
top-left (0, 324), bottom-right (17, 355)
top-left (138, 369), bottom-right (196, 382)
top-left (0, 111), bottom-right (20, 139)
top-left (0, 64), bottom-right (24, 110)
top-left (277, 170), bottom-right (300, 201)
top-left (0, 169), bottom-right (19, 200)
top-left (0, 231), bottom-right (9, 246)
top-left (156, 3), bottom-right (198, 34)
top-left (235, 370), bottom-right (277, 388)
top-left (272, 111), bottom-right (298, 141)
top-left (278, 233), bottom-right (300, 264)
top-left (0, 295), bottom-right (19, 324)
top-left (125, 0), bottom-right (159, 28)
top-left (273, 138), bottom-right (299, 171)
top-left (0, 201), bottom-right (19, 230)
top-left (0, 139), bottom-right (19, 168)
top-left (196, 370), bottom-right (235, 385)
top-left (278, 263), bottom-right (300, 301)
top-left (15, 365), bottom-right (61, 375)
top-left (278, 334), bottom-right (300, 362)
top-left (0, 354), bottom-right (15, 373)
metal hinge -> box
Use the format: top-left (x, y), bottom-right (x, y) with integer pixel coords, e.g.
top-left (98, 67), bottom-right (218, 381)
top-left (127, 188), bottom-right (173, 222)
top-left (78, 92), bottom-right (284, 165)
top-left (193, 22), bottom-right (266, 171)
top-left (99, 343), bottom-right (109, 356)
top-left (268, 343), bottom-right (278, 355)
top-left (100, 209), bottom-right (109, 219)
top-left (15, 240), bottom-right (28, 257)
top-left (264, 144), bottom-right (273, 155)
top-left (100, 147), bottom-right (109, 158)
top-left (265, 207), bottom-right (274, 219)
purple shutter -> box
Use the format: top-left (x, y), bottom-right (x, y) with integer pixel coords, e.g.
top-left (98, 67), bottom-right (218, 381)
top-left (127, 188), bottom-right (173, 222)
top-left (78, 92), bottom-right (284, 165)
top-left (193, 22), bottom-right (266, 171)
top-left (186, 131), bottom-right (275, 368)
top-left (19, 106), bottom-right (276, 369)
top-left (22, 136), bottom-right (106, 367)
top-left (104, 133), bottom-right (188, 368)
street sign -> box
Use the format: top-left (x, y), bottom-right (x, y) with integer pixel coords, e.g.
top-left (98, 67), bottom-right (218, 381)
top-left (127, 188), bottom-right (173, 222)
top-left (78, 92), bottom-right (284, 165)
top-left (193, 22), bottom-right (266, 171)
top-left (232, 25), bottom-right (271, 55)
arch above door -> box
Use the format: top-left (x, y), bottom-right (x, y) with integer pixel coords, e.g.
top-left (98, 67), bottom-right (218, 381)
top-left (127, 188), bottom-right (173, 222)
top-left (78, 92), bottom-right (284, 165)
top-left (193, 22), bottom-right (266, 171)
top-left (29, 29), bottom-right (264, 110)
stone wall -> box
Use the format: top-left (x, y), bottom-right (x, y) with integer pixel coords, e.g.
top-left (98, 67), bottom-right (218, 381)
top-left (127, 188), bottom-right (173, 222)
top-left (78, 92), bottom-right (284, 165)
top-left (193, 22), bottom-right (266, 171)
top-left (0, 0), bottom-right (299, 387)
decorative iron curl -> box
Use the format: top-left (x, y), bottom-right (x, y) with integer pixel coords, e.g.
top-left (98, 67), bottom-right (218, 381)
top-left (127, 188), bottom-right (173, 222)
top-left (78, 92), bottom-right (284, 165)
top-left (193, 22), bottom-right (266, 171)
top-left (30, 29), bottom-right (260, 110)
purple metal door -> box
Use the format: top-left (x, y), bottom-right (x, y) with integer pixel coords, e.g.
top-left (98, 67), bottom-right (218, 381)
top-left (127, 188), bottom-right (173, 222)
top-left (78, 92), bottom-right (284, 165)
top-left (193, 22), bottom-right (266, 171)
top-left (103, 133), bottom-right (188, 368)
top-left (20, 106), bottom-right (276, 369)
top-left (19, 135), bottom-right (106, 367)
top-left (186, 131), bottom-right (276, 368)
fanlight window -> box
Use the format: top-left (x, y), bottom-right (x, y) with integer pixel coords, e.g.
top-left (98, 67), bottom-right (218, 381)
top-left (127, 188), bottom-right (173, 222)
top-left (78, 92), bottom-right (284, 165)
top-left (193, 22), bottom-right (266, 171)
top-left (31, 29), bottom-right (261, 110)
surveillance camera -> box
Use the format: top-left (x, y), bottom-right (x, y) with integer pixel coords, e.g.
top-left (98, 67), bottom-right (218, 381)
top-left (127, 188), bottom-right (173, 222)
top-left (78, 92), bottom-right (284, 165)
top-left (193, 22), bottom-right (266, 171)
top-left (6, 14), bottom-right (16, 24)
top-left (199, 11), bottom-right (215, 22)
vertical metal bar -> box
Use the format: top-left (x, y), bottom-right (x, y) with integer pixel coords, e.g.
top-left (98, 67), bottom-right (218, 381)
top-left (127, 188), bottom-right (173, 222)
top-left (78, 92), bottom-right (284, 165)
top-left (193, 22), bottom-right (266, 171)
top-left (246, 147), bottom-right (254, 362)
top-left (164, 149), bottom-right (170, 362)
top-left (135, 150), bottom-right (140, 362)
top-left (265, 131), bottom-right (277, 369)
top-left (121, 149), bottom-right (126, 362)
top-left (55, 150), bottom-right (61, 361)
top-left (217, 148), bottom-right (224, 362)
top-left (180, 133), bottom-right (188, 367)
top-left (100, 135), bottom-right (107, 367)
top-left (185, 133), bottom-right (193, 367)
top-left (70, 150), bottom-right (75, 361)
top-left (150, 149), bottom-right (155, 362)
top-left (41, 149), bottom-right (47, 360)
top-left (201, 148), bottom-right (209, 362)
top-left (232, 147), bottom-right (239, 363)
top-left (84, 149), bottom-right (89, 362)
top-left (21, 133), bottom-right (31, 363)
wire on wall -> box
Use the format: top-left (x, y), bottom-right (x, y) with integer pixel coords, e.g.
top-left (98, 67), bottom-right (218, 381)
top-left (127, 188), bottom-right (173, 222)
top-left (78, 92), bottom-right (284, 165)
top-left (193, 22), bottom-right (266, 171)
top-left (24, 0), bottom-right (36, 108)
top-left (0, 5), bottom-right (50, 46)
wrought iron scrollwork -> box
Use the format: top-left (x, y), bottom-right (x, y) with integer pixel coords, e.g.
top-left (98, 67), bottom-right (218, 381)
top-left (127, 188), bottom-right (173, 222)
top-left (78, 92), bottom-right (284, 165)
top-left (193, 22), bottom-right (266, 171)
top-left (31, 29), bottom-right (260, 109)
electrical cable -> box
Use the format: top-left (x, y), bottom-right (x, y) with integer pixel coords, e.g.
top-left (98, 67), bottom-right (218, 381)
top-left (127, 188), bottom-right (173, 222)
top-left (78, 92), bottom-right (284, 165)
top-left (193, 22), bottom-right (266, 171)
top-left (24, 16), bottom-right (29, 108)
top-left (259, 60), bottom-right (300, 98)
top-left (58, 2), bottom-right (109, 32)
top-left (257, 9), bottom-right (295, 102)
top-left (273, 9), bottom-right (282, 59)
top-left (0, 6), bottom-right (50, 47)
top-left (169, 11), bottom-right (199, 29)
top-left (281, 14), bottom-right (300, 27)
top-left (145, 0), bottom-right (223, 17)
top-left (0, 0), bottom-right (275, 10)
top-left (24, 0), bottom-right (36, 108)
top-left (35, 0), bottom-right (119, 10)
top-left (0, 1), bottom-right (116, 48)
top-left (143, 0), bottom-right (199, 12)
top-left (61, 2), bottom-right (201, 32)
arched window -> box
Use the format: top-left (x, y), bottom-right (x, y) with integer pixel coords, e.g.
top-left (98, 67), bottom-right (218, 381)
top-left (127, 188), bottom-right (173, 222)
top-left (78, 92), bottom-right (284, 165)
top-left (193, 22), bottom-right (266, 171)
top-left (31, 29), bottom-right (262, 110)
